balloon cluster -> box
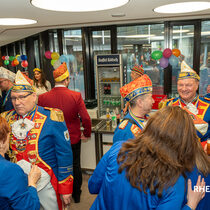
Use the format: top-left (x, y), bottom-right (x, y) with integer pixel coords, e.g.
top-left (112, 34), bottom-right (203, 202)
top-left (151, 48), bottom-right (181, 68)
top-left (45, 51), bottom-right (68, 69)
top-left (2, 55), bottom-right (28, 68)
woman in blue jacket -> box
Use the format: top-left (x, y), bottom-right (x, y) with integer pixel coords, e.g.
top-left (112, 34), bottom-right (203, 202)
top-left (0, 116), bottom-right (41, 210)
top-left (89, 106), bottom-right (210, 210)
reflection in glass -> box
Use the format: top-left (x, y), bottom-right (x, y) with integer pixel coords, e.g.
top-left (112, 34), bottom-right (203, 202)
top-left (17, 40), bottom-right (27, 72)
top-left (92, 30), bottom-right (111, 98)
top-left (49, 30), bottom-right (59, 52)
top-left (171, 25), bottom-right (194, 97)
top-left (34, 39), bottom-right (40, 68)
top-left (63, 29), bottom-right (85, 99)
top-left (117, 24), bottom-right (164, 95)
top-left (200, 21), bottom-right (210, 96)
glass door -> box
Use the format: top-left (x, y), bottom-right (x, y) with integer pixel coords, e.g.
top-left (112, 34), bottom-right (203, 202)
top-left (117, 24), bottom-right (165, 94)
top-left (91, 29), bottom-right (112, 98)
top-left (200, 21), bottom-right (210, 96)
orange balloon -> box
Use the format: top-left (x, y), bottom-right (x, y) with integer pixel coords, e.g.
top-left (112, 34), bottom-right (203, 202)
top-left (13, 58), bottom-right (19, 66)
top-left (172, 49), bottom-right (181, 57)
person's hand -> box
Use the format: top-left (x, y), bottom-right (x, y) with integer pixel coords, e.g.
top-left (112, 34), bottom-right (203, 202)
top-left (61, 194), bottom-right (72, 207)
top-left (28, 165), bottom-right (41, 188)
top-left (123, 102), bottom-right (130, 115)
top-left (81, 133), bottom-right (90, 141)
top-left (186, 175), bottom-right (205, 209)
top-left (123, 107), bottom-right (127, 115)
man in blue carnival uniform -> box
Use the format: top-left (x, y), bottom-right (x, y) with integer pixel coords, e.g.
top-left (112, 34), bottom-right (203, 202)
top-left (113, 74), bottom-right (154, 143)
top-left (159, 61), bottom-right (210, 148)
top-left (1, 70), bottom-right (73, 210)
top-left (0, 66), bottom-right (15, 112)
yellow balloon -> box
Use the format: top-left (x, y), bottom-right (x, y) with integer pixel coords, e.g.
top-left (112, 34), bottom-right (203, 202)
top-left (51, 52), bottom-right (60, 60)
top-left (16, 54), bottom-right (20, 59)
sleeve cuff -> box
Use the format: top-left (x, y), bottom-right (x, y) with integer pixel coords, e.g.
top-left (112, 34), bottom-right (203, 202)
top-left (184, 204), bottom-right (195, 210)
top-left (58, 175), bottom-right (73, 194)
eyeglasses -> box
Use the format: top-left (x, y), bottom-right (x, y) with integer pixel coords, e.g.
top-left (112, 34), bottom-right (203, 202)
top-left (10, 92), bottom-right (32, 101)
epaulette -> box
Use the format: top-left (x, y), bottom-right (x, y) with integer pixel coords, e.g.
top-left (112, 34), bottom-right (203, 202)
top-left (0, 110), bottom-right (15, 120)
top-left (119, 120), bottom-right (129, 129)
top-left (131, 124), bottom-right (141, 137)
top-left (158, 98), bottom-right (174, 109)
top-left (203, 96), bottom-right (210, 101)
top-left (0, 110), bottom-right (10, 118)
top-left (44, 107), bottom-right (64, 122)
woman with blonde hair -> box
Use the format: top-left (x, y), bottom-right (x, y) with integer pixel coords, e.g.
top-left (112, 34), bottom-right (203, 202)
top-left (89, 106), bottom-right (210, 210)
top-left (0, 116), bottom-right (41, 209)
top-left (33, 68), bottom-right (51, 96)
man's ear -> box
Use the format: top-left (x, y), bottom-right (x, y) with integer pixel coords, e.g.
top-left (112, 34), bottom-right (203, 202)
top-left (196, 80), bottom-right (199, 91)
top-left (136, 98), bottom-right (142, 108)
top-left (65, 78), bottom-right (70, 87)
top-left (32, 92), bottom-right (37, 103)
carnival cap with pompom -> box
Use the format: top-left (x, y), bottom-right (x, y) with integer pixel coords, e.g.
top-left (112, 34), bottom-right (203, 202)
top-left (53, 62), bottom-right (69, 82)
top-left (120, 74), bottom-right (152, 102)
top-left (131, 64), bottom-right (144, 76)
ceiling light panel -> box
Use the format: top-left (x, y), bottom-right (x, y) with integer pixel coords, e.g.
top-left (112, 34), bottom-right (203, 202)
top-left (154, 2), bottom-right (210, 14)
top-left (31, 0), bottom-right (129, 12)
top-left (0, 18), bottom-right (37, 26)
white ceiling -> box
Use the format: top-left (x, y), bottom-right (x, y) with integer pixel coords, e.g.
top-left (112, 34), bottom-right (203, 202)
top-left (1, 0), bottom-right (210, 47)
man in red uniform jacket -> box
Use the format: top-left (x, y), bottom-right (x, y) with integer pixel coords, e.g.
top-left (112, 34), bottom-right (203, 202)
top-left (38, 62), bottom-right (91, 203)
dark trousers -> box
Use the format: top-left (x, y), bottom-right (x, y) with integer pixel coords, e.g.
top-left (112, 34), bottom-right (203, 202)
top-left (71, 140), bottom-right (82, 198)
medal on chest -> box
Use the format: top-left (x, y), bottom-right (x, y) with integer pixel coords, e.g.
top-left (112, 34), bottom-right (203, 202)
top-left (11, 118), bottom-right (35, 139)
top-left (11, 118), bottom-right (35, 152)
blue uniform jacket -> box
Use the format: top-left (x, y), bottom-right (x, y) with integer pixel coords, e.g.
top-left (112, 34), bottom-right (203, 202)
top-left (88, 142), bottom-right (192, 210)
top-left (1, 105), bottom-right (73, 196)
top-left (113, 110), bottom-right (147, 144)
top-left (204, 93), bottom-right (210, 99)
top-left (2, 90), bottom-right (13, 112)
top-left (184, 167), bottom-right (210, 210)
top-left (0, 155), bottom-right (40, 210)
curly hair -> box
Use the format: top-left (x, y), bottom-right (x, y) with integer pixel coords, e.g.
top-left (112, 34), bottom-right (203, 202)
top-left (0, 116), bottom-right (10, 143)
top-left (33, 69), bottom-right (49, 91)
top-left (117, 106), bottom-right (210, 197)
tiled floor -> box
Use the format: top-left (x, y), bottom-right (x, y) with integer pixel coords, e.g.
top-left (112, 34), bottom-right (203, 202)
top-left (70, 173), bottom-right (97, 210)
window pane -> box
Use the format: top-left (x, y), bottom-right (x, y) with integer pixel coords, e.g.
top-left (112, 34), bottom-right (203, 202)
top-left (92, 30), bottom-right (111, 98)
top-left (117, 24), bottom-right (164, 95)
top-left (92, 30), bottom-right (111, 55)
top-left (18, 40), bottom-right (27, 72)
top-left (63, 29), bottom-right (85, 99)
top-left (34, 39), bottom-right (40, 68)
top-left (171, 25), bottom-right (194, 97)
top-left (200, 21), bottom-right (210, 96)
top-left (49, 30), bottom-right (59, 52)
top-left (20, 40), bottom-right (26, 55)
